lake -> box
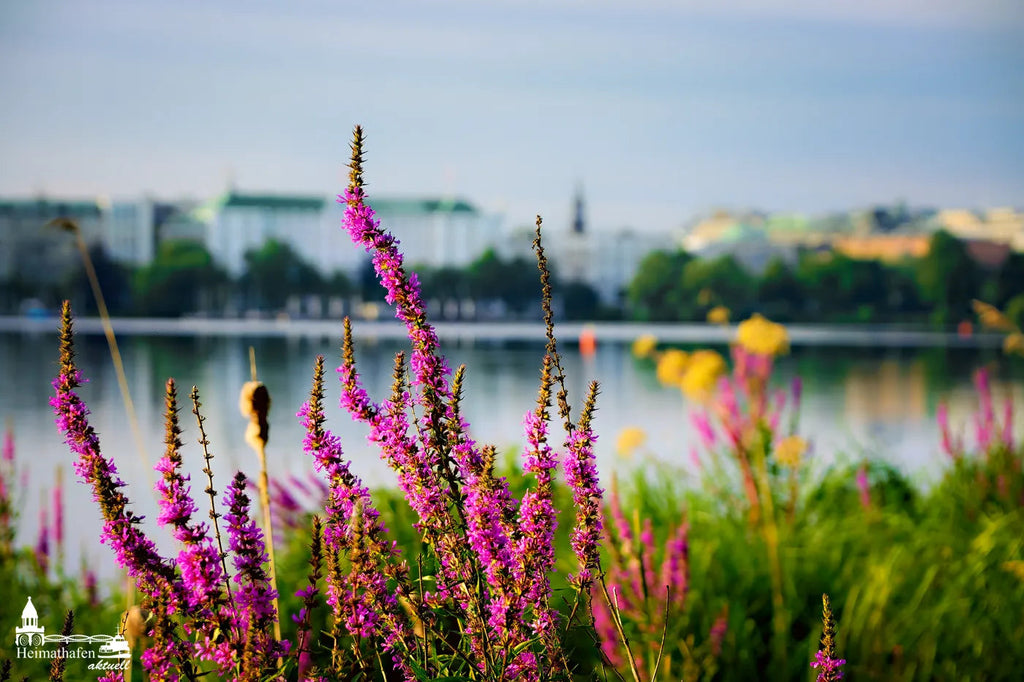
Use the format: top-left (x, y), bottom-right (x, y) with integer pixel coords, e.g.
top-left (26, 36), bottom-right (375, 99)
top-left (1, 319), bottom-right (1021, 578)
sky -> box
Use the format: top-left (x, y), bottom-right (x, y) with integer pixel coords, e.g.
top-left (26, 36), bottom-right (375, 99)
top-left (1, 0), bottom-right (1022, 233)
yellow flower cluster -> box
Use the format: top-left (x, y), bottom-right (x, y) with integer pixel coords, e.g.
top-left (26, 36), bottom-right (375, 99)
top-left (972, 299), bottom-right (1016, 332)
top-left (631, 334), bottom-right (658, 359)
top-left (679, 350), bottom-right (726, 400)
top-left (655, 349), bottom-right (689, 385)
top-left (774, 435), bottom-right (806, 468)
top-left (707, 305), bottom-right (730, 325)
top-left (641, 335), bottom-right (728, 402)
top-left (1005, 332), bottom-right (1024, 357)
top-left (616, 426), bottom-right (647, 458)
top-left (736, 314), bottom-right (789, 357)
top-left (971, 299), bottom-right (1024, 358)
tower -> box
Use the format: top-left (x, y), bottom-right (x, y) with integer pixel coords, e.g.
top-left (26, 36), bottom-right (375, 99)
top-left (572, 185), bottom-right (585, 235)
top-left (564, 185), bottom-right (591, 283)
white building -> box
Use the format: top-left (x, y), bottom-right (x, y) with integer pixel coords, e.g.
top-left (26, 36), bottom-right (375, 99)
top-left (100, 198), bottom-right (157, 265)
top-left (356, 197), bottom-right (504, 269)
top-left (0, 198), bottom-right (104, 285)
top-left (207, 192), bottom-right (328, 276)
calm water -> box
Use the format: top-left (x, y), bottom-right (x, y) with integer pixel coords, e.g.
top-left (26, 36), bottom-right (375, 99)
top-left (1, 327), bottom-right (1021, 578)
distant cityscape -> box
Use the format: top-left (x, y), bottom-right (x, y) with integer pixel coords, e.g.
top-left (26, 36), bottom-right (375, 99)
top-left (1, 187), bottom-right (1022, 322)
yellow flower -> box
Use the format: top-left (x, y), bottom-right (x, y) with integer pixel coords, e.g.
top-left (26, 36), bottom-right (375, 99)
top-left (656, 349), bottom-right (689, 386)
top-left (616, 426), bottom-right (647, 458)
top-left (631, 334), bottom-right (658, 359)
top-left (1004, 332), bottom-right (1024, 357)
top-left (774, 435), bottom-right (806, 468)
top-left (972, 299), bottom-right (1016, 332)
top-left (679, 349), bottom-right (725, 400)
top-left (707, 305), bottom-right (730, 325)
top-left (736, 313), bottom-right (789, 357)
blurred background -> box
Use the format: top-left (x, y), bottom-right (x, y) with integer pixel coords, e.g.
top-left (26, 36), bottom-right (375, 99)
top-left (1, 0), bottom-right (1023, 586)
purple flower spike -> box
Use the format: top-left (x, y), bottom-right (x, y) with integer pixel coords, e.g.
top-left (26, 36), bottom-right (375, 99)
top-left (50, 302), bottom-right (181, 609)
top-left (565, 382), bottom-right (603, 590)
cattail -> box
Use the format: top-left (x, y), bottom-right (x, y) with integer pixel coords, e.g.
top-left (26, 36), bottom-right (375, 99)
top-left (239, 380), bottom-right (271, 453)
top-left (238, 358), bottom-right (281, 649)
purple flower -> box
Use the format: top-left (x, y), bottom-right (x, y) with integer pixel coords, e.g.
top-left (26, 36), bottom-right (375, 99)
top-left (153, 379), bottom-right (231, 664)
top-left (661, 519), bottom-right (689, 610)
top-left (1, 427), bottom-right (12, 463)
top-left (564, 382), bottom-right (603, 590)
top-left (50, 303), bottom-right (180, 610)
top-left (35, 506), bottom-right (50, 574)
top-left (709, 606), bottom-right (728, 657)
top-left (299, 356), bottom-right (415, 671)
top-left (811, 650), bottom-right (846, 681)
top-left (691, 410), bottom-right (718, 452)
top-left (52, 474), bottom-right (64, 556)
top-left (222, 472), bottom-right (289, 673)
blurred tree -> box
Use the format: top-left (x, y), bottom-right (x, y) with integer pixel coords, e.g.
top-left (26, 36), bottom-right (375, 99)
top-left (991, 252), bottom-right (1024, 310)
top-left (468, 249), bottom-right (541, 314)
top-left (240, 239), bottom-right (323, 311)
top-left (626, 250), bottom-right (693, 321)
top-left (757, 258), bottom-right (804, 321)
top-left (63, 244), bottom-right (133, 316)
top-left (796, 252), bottom-right (891, 322)
top-left (325, 270), bottom-right (353, 298)
top-left (358, 257), bottom-right (385, 301)
top-left (561, 281), bottom-right (600, 320)
top-left (681, 255), bottom-right (755, 320)
top-left (916, 230), bottom-right (981, 325)
top-left (419, 266), bottom-right (470, 302)
top-left (133, 240), bottom-right (228, 317)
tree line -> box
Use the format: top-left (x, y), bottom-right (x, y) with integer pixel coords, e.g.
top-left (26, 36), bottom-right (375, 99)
top-left (628, 230), bottom-right (1024, 328)
top-left (4, 230), bottom-right (1022, 327)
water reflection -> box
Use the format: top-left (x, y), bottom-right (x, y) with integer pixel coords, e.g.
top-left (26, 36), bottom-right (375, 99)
top-left (1, 330), bottom-right (1021, 579)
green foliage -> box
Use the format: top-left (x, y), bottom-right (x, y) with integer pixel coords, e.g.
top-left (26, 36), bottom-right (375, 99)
top-left (916, 230), bottom-right (982, 325)
top-left (625, 230), bottom-right (1024, 326)
top-left (241, 238), bottom-right (323, 311)
top-left (627, 250), bottom-right (693, 321)
top-left (62, 244), bottom-right (133, 316)
top-left (757, 258), bottom-right (803, 322)
top-left (467, 248), bottom-right (543, 314)
top-left (682, 255), bottom-right (756, 320)
top-left (560, 281), bottom-right (600, 320)
top-left (132, 240), bottom-right (229, 317)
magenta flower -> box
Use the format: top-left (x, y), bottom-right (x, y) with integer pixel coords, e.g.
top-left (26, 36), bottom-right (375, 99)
top-left (52, 473), bottom-right (64, 557)
top-left (1, 427), bottom-right (12, 463)
top-left (564, 382), bottom-right (603, 589)
top-left (35, 506), bottom-right (50, 575)
top-left (856, 465), bottom-right (871, 510)
top-left (50, 303), bottom-right (181, 610)
top-left (811, 650), bottom-right (847, 681)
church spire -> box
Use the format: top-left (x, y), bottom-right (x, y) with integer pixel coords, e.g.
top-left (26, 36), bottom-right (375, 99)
top-left (572, 184), bottom-right (585, 235)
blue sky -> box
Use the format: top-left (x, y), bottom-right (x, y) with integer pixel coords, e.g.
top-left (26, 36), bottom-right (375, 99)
top-left (1, 0), bottom-right (1022, 233)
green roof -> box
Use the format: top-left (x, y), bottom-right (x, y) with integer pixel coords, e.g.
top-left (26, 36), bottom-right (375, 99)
top-left (0, 199), bottom-right (102, 217)
top-left (368, 197), bottom-right (478, 215)
top-left (223, 193), bottom-right (325, 211)
top-left (764, 214), bottom-right (811, 232)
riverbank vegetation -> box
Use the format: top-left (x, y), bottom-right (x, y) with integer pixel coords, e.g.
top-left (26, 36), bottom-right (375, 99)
top-left (3, 128), bottom-right (1022, 680)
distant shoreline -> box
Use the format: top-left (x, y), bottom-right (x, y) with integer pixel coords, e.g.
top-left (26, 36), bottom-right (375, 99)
top-left (0, 315), bottom-right (1006, 348)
